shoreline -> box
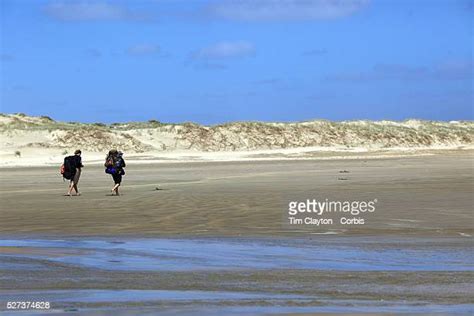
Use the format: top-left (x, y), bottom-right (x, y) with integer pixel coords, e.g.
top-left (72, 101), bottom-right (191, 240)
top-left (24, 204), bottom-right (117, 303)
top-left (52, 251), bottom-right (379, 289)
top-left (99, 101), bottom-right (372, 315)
top-left (1, 235), bottom-right (473, 314)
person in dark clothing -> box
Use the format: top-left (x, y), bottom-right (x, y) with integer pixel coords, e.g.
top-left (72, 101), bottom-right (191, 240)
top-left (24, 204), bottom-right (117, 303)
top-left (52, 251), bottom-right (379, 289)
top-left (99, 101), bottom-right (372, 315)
top-left (67, 149), bottom-right (83, 196)
top-left (105, 149), bottom-right (126, 196)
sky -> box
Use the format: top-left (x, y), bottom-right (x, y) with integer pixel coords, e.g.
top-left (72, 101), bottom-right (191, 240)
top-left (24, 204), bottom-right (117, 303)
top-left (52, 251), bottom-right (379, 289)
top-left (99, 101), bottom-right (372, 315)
top-left (0, 0), bottom-right (473, 124)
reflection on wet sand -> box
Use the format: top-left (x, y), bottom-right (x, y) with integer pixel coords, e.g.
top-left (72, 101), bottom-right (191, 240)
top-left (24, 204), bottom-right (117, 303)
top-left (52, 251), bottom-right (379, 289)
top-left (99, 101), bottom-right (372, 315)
top-left (0, 237), bottom-right (473, 272)
top-left (0, 237), bottom-right (473, 314)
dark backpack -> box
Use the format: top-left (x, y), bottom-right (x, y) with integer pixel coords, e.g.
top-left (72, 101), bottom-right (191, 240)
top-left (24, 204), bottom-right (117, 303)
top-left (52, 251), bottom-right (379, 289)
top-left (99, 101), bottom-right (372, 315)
top-left (105, 155), bottom-right (114, 167)
top-left (115, 157), bottom-right (123, 168)
top-left (62, 156), bottom-right (76, 180)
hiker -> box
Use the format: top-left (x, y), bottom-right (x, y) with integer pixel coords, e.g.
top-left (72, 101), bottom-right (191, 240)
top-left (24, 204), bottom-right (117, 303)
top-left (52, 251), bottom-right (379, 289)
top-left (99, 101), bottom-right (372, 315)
top-left (61, 149), bottom-right (83, 196)
top-left (105, 149), bottom-right (126, 196)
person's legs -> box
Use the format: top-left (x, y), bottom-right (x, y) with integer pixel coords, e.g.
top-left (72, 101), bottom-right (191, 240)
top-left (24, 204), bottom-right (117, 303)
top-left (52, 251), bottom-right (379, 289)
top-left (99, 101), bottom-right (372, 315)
top-left (111, 174), bottom-right (121, 195)
top-left (72, 169), bottom-right (81, 195)
top-left (111, 174), bottom-right (116, 193)
top-left (66, 171), bottom-right (77, 196)
top-left (113, 183), bottom-right (120, 195)
top-left (67, 180), bottom-right (74, 196)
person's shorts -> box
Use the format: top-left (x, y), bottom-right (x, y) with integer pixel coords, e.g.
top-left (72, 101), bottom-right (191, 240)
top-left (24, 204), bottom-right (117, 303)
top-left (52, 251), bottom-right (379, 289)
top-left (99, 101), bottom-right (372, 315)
top-left (112, 173), bottom-right (122, 184)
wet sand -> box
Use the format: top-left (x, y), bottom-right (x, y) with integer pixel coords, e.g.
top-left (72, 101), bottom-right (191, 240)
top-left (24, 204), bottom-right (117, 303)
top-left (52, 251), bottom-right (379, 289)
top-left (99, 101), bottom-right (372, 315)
top-left (0, 151), bottom-right (473, 314)
top-left (0, 151), bottom-right (473, 237)
top-left (1, 237), bottom-right (473, 314)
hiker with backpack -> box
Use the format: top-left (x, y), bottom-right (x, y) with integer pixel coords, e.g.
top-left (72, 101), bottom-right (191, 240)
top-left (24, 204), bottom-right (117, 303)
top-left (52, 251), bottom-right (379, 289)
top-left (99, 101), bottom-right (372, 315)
top-left (61, 149), bottom-right (83, 196)
top-left (105, 149), bottom-right (126, 196)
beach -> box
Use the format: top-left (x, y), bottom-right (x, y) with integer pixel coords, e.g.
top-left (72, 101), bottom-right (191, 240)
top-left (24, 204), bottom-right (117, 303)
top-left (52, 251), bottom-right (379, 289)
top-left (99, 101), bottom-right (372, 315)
top-left (2, 0), bottom-right (473, 312)
top-left (0, 151), bottom-right (473, 314)
top-left (0, 151), bottom-right (472, 237)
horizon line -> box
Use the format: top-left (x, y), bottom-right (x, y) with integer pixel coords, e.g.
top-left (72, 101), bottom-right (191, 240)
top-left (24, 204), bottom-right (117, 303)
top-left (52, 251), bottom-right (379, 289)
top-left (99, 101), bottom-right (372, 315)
top-left (1, 112), bottom-right (472, 126)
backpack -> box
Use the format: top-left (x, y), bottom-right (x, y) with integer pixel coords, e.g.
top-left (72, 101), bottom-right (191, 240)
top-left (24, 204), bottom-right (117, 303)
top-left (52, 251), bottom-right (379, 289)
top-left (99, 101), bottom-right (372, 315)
top-left (105, 156), bottom-right (114, 167)
top-left (61, 156), bottom-right (76, 180)
top-left (115, 157), bottom-right (123, 168)
top-left (105, 167), bottom-right (117, 175)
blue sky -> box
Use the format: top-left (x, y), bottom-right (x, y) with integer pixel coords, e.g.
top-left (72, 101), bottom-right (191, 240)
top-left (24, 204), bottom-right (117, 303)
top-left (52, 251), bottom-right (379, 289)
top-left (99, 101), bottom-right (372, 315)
top-left (1, 0), bottom-right (472, 124)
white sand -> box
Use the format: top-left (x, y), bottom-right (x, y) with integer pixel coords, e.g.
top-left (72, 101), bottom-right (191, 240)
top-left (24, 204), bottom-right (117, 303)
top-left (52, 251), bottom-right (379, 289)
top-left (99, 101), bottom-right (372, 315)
top-left (2, 145), bottom-right (473, 167)
top-left (1, 113), bottom-right (472, 167)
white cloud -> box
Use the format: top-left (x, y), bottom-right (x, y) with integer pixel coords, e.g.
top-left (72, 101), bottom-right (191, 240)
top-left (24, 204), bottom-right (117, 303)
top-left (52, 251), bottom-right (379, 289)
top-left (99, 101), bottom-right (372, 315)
top-left (302, 48), bottom-right (327, 56)
top-left (44, 1), bottom-right (139, 21)
top-left (1, 53), bottom-right (15, 61)
top-left (206, 0), bottom-right (370, 22)
top-left (196, 62), bottom-right (228, 70)
top-left (192, 41), bottom-right (255, 59)
top-left (127, 44), bottom-right (161, 56)
top-left (433, 61), bottom-right (473, 80)
top-left (327, 61), bottom-right (473, 82)
top-left (85, 48), bottom-right (102, 58)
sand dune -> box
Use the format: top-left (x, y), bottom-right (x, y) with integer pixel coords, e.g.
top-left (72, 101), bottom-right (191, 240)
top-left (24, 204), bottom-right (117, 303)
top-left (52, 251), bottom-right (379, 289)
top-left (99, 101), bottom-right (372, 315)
top-left (1, 113), bottom-right (473, 166)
